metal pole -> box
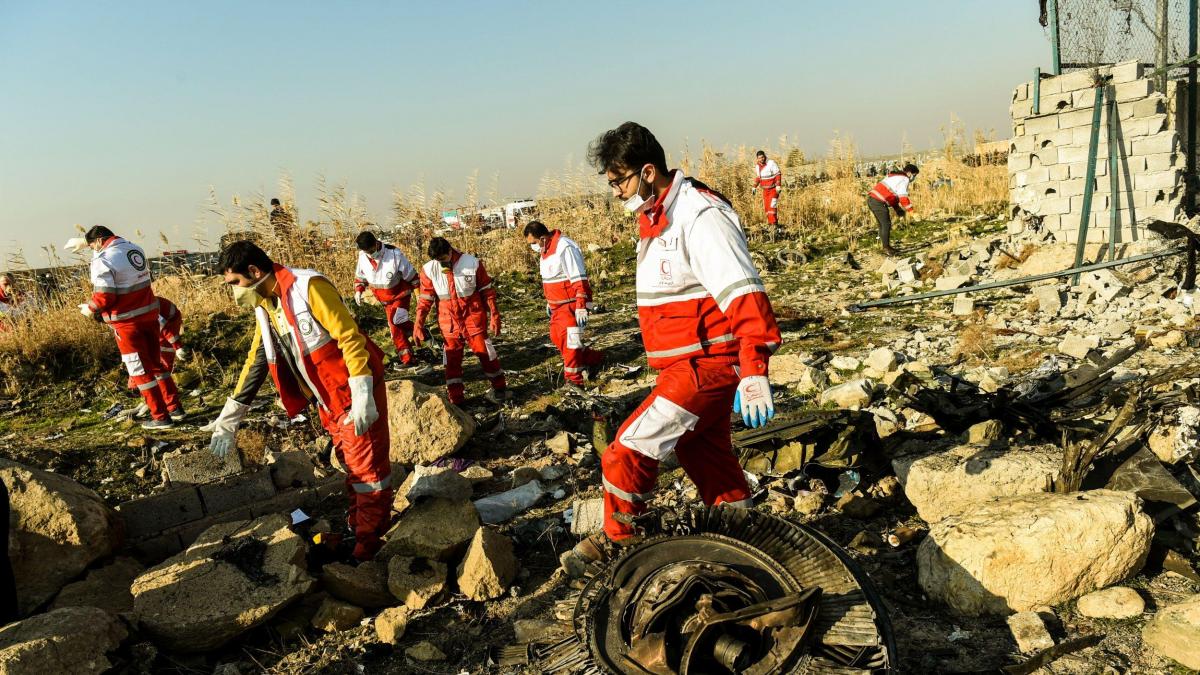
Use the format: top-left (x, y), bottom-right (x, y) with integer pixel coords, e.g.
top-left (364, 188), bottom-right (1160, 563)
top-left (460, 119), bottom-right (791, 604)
top-left (1033, 67), bottom-right (1042, 115)
top-left (1072, 82), bottom-right (1106, 284)
top-left (1159, 0), bottom-right (1171, 93)
top-left (1107, 94), bottom-right (1120, 261)
top-left (1189, 0), bottom-right (1198, 196)
top-left (1049, 0), bottom-right (1062, 75)
top-left (848, 245), bottom-right (1186, 311)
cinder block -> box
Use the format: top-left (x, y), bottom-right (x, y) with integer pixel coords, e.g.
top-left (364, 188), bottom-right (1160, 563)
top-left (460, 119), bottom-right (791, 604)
top-left (1039, 197), bottom-right (1073, 215)
top-left (1122, 114), bottom-right (1168, 138)
top-left (1114, 79), bottom-right (1153, 102)
top-left (1069, 160), bottom-right (1107, 178)
top-left (163, 448), bottom-right (243, 486)
top-left (1134, 170), bottom-right (1182, 191)
top-left (1059, 108), bottom-right (1097, 128)
top-left (130, 532), bottom-right (183, 563)
top-left (1059, 178), bottom-right (1086, 197)
top-left (1038, 76), bottom-right (1063, 95)
top-left (1011, 135), bottom-right (1037, 153)
top-left (1013, 82), bottom-right (1029, 102)
top-left (1131, 96), bottom-right (1165, 117)
top-left (1073, 88), bottom-right (1097, 108)
top-left (249, 487), bottom-right (318, 518)
top-left (1059, 70), bottom-right (1098, 91)
top-left (197, 468), bottom-right (276, 516)
top-left (1023, 115), bottom-right (1059, 135)
top-left (1144, 153), bottom-right (1178, 172)
top-left (1039, 214), bottom-right (1062, 230)
top-left (1015, 168), bottom-right (1050, 187)
top-left (1039, 94), bottom-right (1072, 114)
top-left (316, 475), bottom-right (345, 499)
top-left (1058, 146), bottom-right (1090, 163)
top-left (119, 487), bottom-right (205, 539)
top-left (169, 507), bottom-right (255, 548)
top-left (571, 498), bottom-right (605, 535)
top-left (1008, 152), bottom-right (1032, 171)
top-left (1049, 164), bottom-right (1071, 180)
top-left (1011, 100), bottom-right (1034, 119)
top-left (1110, 60), bottom-right (1144, 83)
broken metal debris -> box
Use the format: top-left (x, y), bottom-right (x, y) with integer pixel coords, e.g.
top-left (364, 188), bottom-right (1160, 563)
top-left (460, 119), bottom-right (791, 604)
top-left (536, 506), bottom-right (894, 674)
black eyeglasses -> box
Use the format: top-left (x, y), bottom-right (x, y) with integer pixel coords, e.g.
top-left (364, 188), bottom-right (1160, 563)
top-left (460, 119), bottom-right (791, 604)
top-left (608, 170), bottom-right (640, 189)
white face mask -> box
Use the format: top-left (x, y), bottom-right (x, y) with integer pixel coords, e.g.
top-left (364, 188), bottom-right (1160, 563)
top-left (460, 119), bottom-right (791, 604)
top-left (529, 243), bottom-right (542, 253)
top-left (622, 173), bottom-right (649, 213)
top-left (231, 274), bottom-right (270, 310)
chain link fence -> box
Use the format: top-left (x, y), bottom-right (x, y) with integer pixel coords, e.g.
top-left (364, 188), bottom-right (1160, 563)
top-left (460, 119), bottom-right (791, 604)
top-left (1054, 0), bottom-right (1193, 76)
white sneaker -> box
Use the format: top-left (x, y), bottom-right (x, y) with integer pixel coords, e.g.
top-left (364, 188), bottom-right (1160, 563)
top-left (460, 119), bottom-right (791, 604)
top-left (168, 407), bottom-right (187, 422)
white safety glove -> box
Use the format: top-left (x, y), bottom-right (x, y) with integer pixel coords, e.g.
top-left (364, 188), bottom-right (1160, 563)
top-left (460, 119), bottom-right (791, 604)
top-left (733, 375), bottom-right (775, 429)
top-left (208, 398), bottom-right (249, 458)
top-left (354, 290), bottom-right (364, 306)
top-left (174, 346), bottom-right (187, 362)
top-left (64, 237), bottom-right (87, 254)
top-left (78, 303), bottom-right (94, 318)
top-left (345, 375), bottom-right (378, 436)
top-left (575, 308), bottom-right (589, 328)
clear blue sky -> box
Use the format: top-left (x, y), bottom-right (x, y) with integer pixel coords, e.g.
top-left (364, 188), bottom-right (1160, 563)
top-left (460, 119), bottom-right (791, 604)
top-left (1, 1), bottom-right (1051, 266)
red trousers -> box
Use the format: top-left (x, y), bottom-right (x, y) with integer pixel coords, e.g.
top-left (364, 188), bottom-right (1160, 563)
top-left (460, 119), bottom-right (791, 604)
top-left (549, 304), bottom-right (604, 385)
top-left (320, 375), bottom-right (393, 561)
top-left (113, 319), bottom-right (179, 421)
top-left (382, 293), bottom-right (415, 365)
top-left (601, 357), bottom-right (752, 540)
top-left (762, 187), bottom-right (779, 225)
top-left (443, 331), bottom-right (506, 404)
top-left (157, 342), bottom-right (180, 406)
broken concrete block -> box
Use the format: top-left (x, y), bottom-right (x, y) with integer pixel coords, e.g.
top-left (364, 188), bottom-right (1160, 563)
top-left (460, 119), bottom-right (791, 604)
top-left (311, 598), bottom-right (364, 633)
top-left (374, 606), bottom-right (410, 645)
top-left (459, 465), bottom-right (493, 484)
top-left (50, 556), bottom-right (144, 615)
top-left (934, 275), bottom-right (971, 291)
top-left (396, 465), bottom-right (472, 507)
top-left (793, 492), bottom-right (824, 515)
top-left (1006, 611), bottom-right (1054, 652)
top-left (456, 528), bottom-right (518, 601)
top-left (1150, 329), bottom-right (1185, 349)
top-left (380, 498), bottom-right (480, 562)
top-left (866, 348), bottom-right (898, 374)
top-left (896, 264), bottom-right (917, 283)
top-left (1109, 59), bottom-right (1143, 83)
top-left (1034, 286), bottom-right (1064, 313)
top-left (1076, 586), bottom-right (1144, 619)
top-left (952, 296), bottom-right (974, 316)
top-left (386, 556), bottom-right (447, 609)
top-left (321, 561), bottom-right (394, 609)
top-left (834, 493), bottom-right (880, 520)
top-left (510, 466), bottom-right (541, 489)
top-left (163, 448), bottom-right (242, 485)
top-left (1148, 406), bottom-right (1200, 464)
top-left (917, 490), bottom-right (1153, 615)
top-left (1141, 593), bottom-right (1200, 670)
top-left (386, 379), bottom-right (476, 465)
top-left (268, 451), bottom-right (317, 490)
top-left (967, 420), bottom-right (1004, 444)
top-left (0, 606), bottom-right (127, 675)
top-left (197, 468), bottom-right (275, 516)
top-left (570, 498), bottom-right (605, 535)
top-left (546, 431), bottom-right (572, 455)
top-left (819, 379), bottom-right (875, 410)
top-left (1058, 334), bottom-right (1099, 359)
top-left (406, 641), bottom-right (446, 661)
top-left (829, 355), bottom-right (861, 371)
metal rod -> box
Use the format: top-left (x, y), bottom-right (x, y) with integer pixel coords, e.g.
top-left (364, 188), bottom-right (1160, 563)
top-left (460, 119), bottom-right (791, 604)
top-left (1158, 0), bottom-right (1170, 93)
top-left (848, 245), bottom-right (1185, 311)
top-left (1049, 0), bottom-right (1061, 75)
top-left (1072, 82), bottom-right (1107, 284)
top-left (1189, 0), bottom-right (1197, 191)
top-left (1033, 67), bottom-right (1041, 115)
top-left (1108, 95), bottom-right (1120, 261)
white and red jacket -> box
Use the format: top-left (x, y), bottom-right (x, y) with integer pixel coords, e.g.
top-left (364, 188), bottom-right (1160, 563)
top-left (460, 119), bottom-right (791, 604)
top-left (869, 172), bottom-right (914, 212)
top-left (158, 297), bottom-right (183, 350)
top-left (754, 159), bottom-right (782, 190)
top-left (353, 243), bottom-right (418, 304)
top-left (87, 236), bottom-right (158, 324)
top-left (636, 171), bottom-right (781, 376)
top-left (415, 250), bottom-right (500, 338)
top-left (539, 230), bottom-right (592, 310)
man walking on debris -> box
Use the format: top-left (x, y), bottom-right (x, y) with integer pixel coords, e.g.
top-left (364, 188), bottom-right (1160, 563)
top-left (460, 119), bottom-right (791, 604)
top-left (562, 122), bottom-right (782, 573)
top-left (524, 220), bottom-right (605, 387)
top-left (751, 150), bottom-right (782, 231)
top-left (69, 227), bottom-right (183, 430)
top-left (207, 241), bottom-right (392, 561)
top-left (867, 163), bottom-right (919, 256)
top-left (352, 230), bottom-right (432, 376)
top-left (412, 237), bottom-right (509, 405)
top-left (132, 295), bottom-right (187, 420)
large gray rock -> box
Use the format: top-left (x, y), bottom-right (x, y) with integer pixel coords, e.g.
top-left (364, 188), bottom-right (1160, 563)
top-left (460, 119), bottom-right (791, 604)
top-left (378, 498), bottom-right (480, 562)
top-left (917, 490), bottom-right (1153, 615)
top-left (321, 561), bottom-right (394, 609)
top-left (50, 557), bottom-right (144, 615)
top-left (387, 556), bottom-right (447, 610)
top-left (1142, 593), bottom-right (1200, 670)
top-left (893, 443), bottom-right (1060, 522)
top-left (387, 380), bottom-right (475, 465)
top-left (131, 514), bottom-right (315, 652)
top-left (0, 606), bottom-right (127, 674)
top-left (0, 459), bottom-right (122, 615)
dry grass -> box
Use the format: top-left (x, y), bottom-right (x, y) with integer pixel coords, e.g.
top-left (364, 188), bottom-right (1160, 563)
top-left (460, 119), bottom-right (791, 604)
top-left (994, 243), bottom-right (1039, 270)
top-left (953, 322), bottom-right (998, 363)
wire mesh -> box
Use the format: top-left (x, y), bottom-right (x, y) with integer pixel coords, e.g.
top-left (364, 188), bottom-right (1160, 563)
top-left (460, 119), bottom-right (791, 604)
top-left (1055, 0), bottom-right (1194, 75)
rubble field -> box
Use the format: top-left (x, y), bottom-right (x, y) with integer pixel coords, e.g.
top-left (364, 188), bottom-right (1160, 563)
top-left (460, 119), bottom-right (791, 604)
top-left (1, 215), bottom-right (1199, 674)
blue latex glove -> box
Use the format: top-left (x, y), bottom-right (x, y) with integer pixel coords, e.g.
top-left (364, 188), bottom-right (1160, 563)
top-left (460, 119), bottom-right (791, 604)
top-left (733, 375), bottom-right (775, 428)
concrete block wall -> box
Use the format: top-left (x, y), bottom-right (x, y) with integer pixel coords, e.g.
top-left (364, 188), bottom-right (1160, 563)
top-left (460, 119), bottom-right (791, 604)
top-left (1009, 60), bottom-right (1187, 244)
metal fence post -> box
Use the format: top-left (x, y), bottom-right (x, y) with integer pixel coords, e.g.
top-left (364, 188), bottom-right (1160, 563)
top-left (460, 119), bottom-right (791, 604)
top-left (1189, 0), bottom-right (1198, 200)
top-left (1072, 81), bottom-right (1107, 285)
top-left (1033, 67), bottom-right (1042, 115)
top-left (1108, 93), bottom-right (1120, 261)
top-left (1049, 0), bottom-right (1062, 75)
top-left (1158, 0), bottom-right (1171, 93)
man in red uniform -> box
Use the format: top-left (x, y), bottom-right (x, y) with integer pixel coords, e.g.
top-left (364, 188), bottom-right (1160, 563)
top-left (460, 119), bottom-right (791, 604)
top-left (132, 296), bottom-right (188, 421)
top-left (76, 226), bottom-right (182, 430)
top-left (523, 220), bottom-right (604, 387)
top-left (352, 231), bottom-right (432, 375)
top-left (867, 163), bottom-right (919, 256)
top-left (206, 241), bottom-right (392, 561)
top-left (752, 150), bottom-right (782, 230)
top-left (412, 237), bottom-right (508, 405)
top-left (562, 123), bottom-right (781, 574)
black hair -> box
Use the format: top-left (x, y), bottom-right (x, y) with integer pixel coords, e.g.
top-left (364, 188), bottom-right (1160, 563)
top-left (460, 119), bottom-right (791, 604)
top-left (355, 230), bottom-right (379, 251)
top-left (427, 237), bottom-right (452, 259)
top-left (219, 240), bottom-right (273, 276)
top-left (903, 163), bottom-right (920, 175)
top-left (84, 225), bottom-right (115, 243)
top-left (523, 221), bottom-right (550, 238)
top-left (587, 121), bottom-right (668, 175)
top-left (270, 198), bottom-right (281, 206)
top-left (755, 150), bottom-right (766, 158)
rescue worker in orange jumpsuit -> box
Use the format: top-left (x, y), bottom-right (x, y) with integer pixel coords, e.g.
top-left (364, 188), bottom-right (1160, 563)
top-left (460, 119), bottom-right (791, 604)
top-left (71, 227), bottom-right (182, 429)
top-left (352, 231), bottom-right (432, 375)
top-left (563, 122), bottom-right (781, 574)
top-left (132, 296), bottom-right (187, 421)
top-left (867, 163), bottom-right (919, 256)
top-left (412, 237), bottom-right (508, 405)
top-left (206, 241), bottom-right (392, 561)
top-left (752, 150), bottom-right (782, 229)
top-left (523, 221), bottom-right (605, 387)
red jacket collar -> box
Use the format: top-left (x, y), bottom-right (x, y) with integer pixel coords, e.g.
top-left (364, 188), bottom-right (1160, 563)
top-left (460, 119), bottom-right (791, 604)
top-left (100, 235), bottom-right (119, 250)
top-left (638, 170), bottom-right (684, 240)
top-left (541, 230), bottom-right (562, 258)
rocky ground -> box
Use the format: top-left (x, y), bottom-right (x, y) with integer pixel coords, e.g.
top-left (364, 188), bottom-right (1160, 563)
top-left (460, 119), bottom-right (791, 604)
top-left (1, 215), bottom-right (1199, 674)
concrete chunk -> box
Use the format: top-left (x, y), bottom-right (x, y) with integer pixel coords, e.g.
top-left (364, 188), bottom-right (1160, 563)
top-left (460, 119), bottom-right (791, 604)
top-left (119, 487), bottom-right (204, 539)
top-left (163, 449), bottom-right (243, 485)
top-left (1007, 611), bottom-right (1054, 652)
top-left (197, 468), bottom-right (275, 516)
